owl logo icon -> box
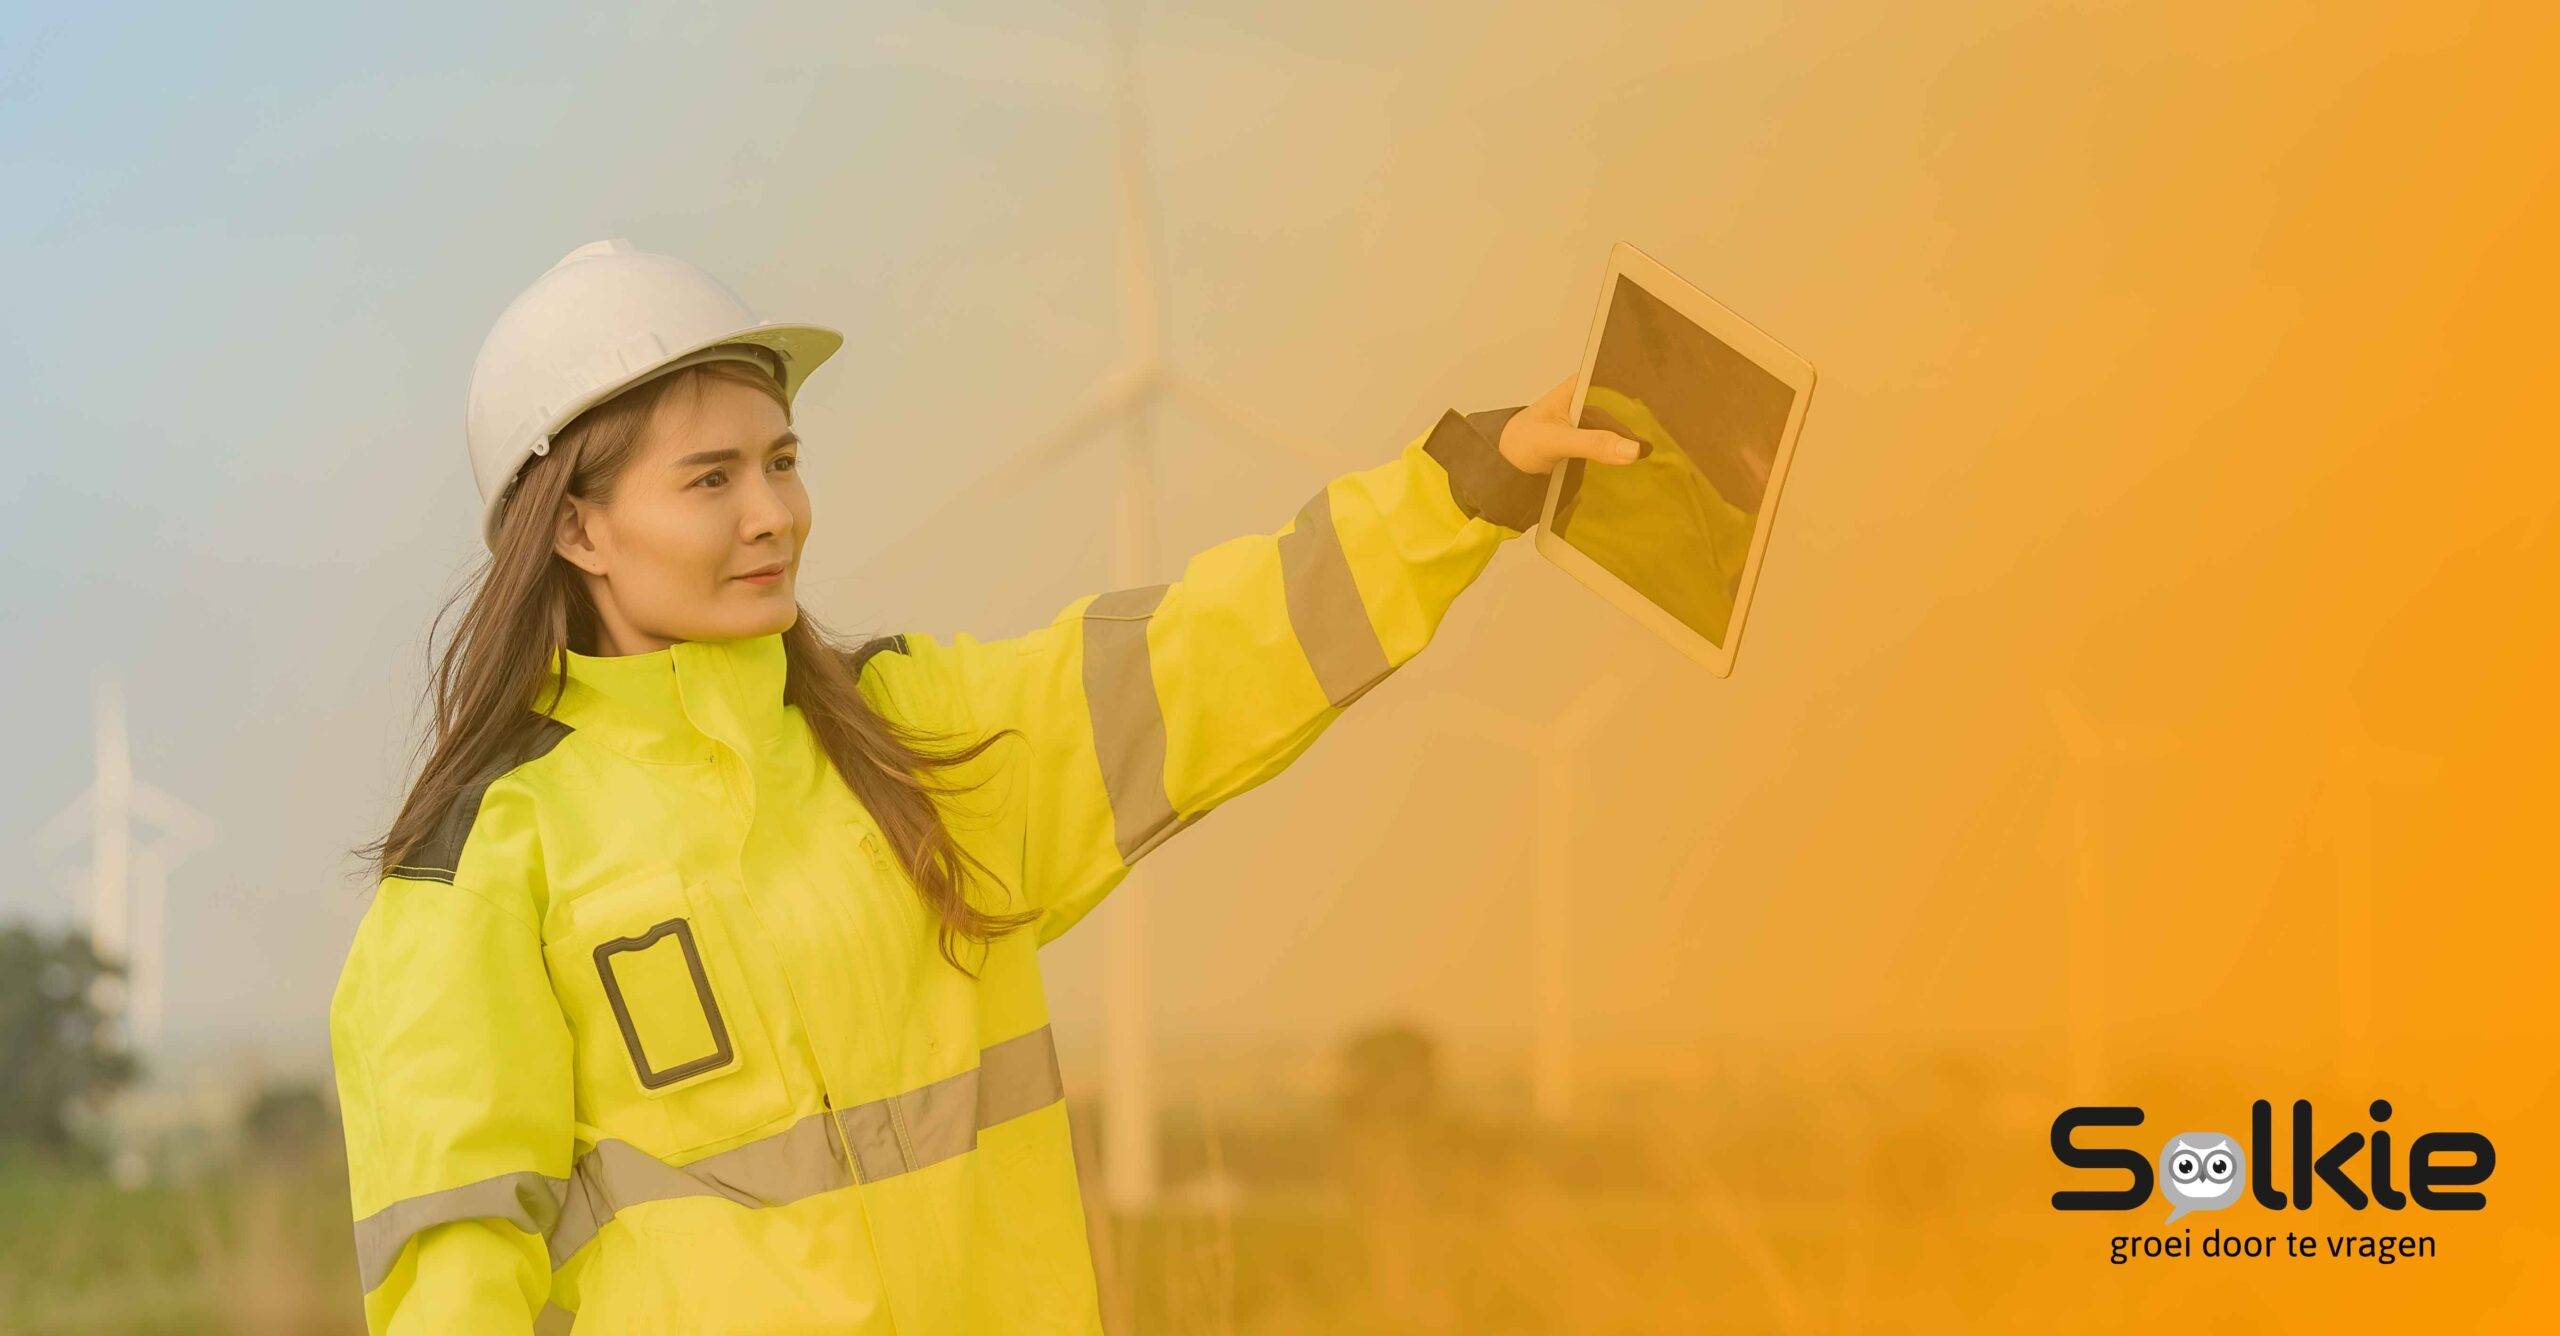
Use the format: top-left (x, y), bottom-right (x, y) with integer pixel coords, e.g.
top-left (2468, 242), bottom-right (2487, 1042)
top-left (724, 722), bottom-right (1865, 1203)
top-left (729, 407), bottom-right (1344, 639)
top-left (2159, 1132), bottom-right (2246, 1224)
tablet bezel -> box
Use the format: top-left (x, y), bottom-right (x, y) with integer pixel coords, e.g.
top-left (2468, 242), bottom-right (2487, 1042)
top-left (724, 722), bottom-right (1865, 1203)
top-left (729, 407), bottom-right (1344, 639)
top-left (1531, 241), bottom-right (1818, 678)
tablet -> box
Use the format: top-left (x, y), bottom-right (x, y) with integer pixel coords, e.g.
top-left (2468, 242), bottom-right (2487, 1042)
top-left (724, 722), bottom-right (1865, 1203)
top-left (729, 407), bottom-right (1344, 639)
top-left (1532, 242), bottom-right (1817, 677)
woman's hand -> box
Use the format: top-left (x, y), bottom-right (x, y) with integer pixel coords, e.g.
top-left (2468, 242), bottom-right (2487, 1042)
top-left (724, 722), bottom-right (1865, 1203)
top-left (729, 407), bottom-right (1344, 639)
top-left (1498, 374), bottom-right (1649, 476)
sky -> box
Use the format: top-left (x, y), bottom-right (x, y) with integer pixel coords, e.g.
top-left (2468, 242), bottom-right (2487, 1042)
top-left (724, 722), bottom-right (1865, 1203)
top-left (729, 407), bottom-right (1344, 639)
top-left (4, 0), bottom-right (2555, 1149)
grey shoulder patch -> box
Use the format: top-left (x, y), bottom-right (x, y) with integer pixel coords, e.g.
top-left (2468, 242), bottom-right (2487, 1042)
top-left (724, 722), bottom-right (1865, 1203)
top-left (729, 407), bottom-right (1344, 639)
top-left (387, 715), bottom-right (575, 885)
top-left (849, 632), bottom-right (910, 676)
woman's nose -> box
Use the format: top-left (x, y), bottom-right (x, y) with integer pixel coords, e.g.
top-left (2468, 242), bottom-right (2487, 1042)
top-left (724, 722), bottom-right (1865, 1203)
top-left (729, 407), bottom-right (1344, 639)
top-left (739, 473), bottom-right (794, 540)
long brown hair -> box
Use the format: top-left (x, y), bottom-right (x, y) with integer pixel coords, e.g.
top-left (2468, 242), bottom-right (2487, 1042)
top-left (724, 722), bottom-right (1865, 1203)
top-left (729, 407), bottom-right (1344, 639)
top-left (351, 356), bottom-right (1040, 975)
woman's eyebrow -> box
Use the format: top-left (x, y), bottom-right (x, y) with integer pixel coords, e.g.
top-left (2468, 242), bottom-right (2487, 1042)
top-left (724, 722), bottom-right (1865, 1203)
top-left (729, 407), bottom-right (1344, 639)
top-left (672, 431), bottom-right (799, 469)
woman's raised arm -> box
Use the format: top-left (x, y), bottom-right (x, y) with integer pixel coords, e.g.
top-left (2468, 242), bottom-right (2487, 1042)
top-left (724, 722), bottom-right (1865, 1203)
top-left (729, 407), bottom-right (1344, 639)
top-left (864, 395), bottom-right (1623, 947)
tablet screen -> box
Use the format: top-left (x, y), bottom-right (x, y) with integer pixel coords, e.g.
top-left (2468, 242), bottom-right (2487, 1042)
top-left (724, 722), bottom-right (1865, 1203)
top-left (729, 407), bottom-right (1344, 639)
top-left (1550, 273), bottom-right (1801, 647)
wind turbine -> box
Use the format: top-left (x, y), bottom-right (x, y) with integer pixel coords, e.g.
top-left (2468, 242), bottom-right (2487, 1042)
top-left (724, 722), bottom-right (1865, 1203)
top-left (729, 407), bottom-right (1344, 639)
top-left (2315, 715), bottom-right (2437, 1092)
top-left (2041, 688), bottom-right (2173, 1106)
top-left (807, 0), bottom-right (1364, 1210)
top-left (37, 673), bottom-right (218, 1053)
top-left (1431, 673), bottom-right (1638, 1123)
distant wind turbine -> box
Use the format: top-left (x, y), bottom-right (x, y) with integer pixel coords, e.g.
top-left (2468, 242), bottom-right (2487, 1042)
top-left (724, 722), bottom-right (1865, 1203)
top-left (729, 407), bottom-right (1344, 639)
top-left (2316, 718), bottom-right (2437, 1092)
top-left (37, 673), bottom-right (217, 1052)
top-left (1433, 674), bottom-right (1638, 1123)
top-left (806, 0), bottom-right (1363, 1211)
top-left (2041, 688), bottom-right (2172, 1105)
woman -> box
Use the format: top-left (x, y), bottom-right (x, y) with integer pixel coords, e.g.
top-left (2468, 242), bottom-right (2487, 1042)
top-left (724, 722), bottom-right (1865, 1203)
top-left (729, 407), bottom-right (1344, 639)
top-left (330, 239), bottom-right (1643, 1333)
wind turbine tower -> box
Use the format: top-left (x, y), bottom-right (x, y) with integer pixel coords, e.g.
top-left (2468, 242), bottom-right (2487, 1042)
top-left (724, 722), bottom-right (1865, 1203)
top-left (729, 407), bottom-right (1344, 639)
top-left (39, 673), bottom-right (217, 1052)
top-left (813, 0), bottom-right (1362, 1210)
top-left (2042, 688), bottom-right (2175, 1105)
top-left (1435, 674), bottom-right (1636, 1123)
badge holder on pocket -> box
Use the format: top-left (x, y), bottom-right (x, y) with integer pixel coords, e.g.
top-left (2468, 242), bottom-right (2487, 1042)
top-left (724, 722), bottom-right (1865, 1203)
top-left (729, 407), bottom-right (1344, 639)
top-left (593, 917), bottom-right (737, 1092)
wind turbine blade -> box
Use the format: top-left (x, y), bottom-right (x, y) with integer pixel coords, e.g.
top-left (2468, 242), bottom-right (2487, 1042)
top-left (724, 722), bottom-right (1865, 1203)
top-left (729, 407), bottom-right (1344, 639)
top-left (130, 779), bottom-right (216, 841)
top-left (1163, 371), bottom-right (1364, 474)
top-left (1434, 691), bottom-right (1537, 748)
top-left (861, 13), bottom-right (1105, 94)
top-left (801, 369), bottom-right (1146, 591)
top-left (1026, 362), bottom-right (1155, 476)
top-left (130, 779), bottom-right (219, 857)
top-left (2043, 688), bottom-right (2105, 761)
top-left (1553, 671), bottom-right (1640, 745)
top-left (37, 785), bottom-right (94, 848)
top-left (2343, 738), bottom-right (2442, 785)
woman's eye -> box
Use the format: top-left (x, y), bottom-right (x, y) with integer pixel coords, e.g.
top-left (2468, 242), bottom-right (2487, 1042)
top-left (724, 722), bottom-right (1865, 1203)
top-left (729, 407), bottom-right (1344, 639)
top-left (773, 454), bottom-right (798, 473)
top-left (695, 470), bottom-right (726, 489)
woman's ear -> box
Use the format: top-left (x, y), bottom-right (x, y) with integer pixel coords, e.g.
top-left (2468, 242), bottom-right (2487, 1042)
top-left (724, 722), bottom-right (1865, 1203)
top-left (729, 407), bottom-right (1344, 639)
top-left (553, 497), bottom-right (608, 577)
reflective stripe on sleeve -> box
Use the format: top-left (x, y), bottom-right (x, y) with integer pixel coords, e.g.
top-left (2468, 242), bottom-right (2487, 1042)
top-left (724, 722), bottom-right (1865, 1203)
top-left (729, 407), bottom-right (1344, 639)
top-left (1275, 483), bottom-right (1395, 708)
top-left (1078, 583), bottom-right (1183, 864)
top-left (352, 1167), bottom-right (568, 1293)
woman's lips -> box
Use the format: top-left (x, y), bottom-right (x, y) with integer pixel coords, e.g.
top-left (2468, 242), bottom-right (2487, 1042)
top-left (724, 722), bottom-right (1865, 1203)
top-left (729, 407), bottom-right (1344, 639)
top-left (735, 564), bottom-right (786, 584)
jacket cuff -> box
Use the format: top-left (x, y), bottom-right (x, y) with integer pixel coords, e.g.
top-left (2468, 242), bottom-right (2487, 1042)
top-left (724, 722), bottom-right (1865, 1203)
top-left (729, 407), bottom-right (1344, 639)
top-left (1422, 405), bottom-right (1545, 532)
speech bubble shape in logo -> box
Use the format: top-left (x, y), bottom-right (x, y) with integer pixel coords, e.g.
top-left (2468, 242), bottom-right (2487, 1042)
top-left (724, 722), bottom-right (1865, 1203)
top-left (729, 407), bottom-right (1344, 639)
top-left (2159, 1131), bottom-right (2246, 1224)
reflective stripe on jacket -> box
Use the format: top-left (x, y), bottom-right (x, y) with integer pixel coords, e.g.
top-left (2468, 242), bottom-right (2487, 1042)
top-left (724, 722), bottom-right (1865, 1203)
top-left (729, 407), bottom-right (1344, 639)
top-left (328, 406), bottom-right (1540, 1333)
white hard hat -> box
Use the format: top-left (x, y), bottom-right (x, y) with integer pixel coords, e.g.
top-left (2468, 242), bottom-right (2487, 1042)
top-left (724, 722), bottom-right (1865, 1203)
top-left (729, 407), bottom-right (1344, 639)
top-left (464, 238), bottom-right (843, 551)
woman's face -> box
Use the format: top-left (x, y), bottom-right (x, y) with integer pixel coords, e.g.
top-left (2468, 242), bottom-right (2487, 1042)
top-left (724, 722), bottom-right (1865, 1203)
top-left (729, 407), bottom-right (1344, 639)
top-left (553, 371), bottom-right (811, 655)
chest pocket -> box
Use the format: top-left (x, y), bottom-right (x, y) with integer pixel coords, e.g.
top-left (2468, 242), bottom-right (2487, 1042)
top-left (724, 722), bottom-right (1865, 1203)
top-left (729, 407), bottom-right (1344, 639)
top-left (545, 866), bottom-right (798, 1161)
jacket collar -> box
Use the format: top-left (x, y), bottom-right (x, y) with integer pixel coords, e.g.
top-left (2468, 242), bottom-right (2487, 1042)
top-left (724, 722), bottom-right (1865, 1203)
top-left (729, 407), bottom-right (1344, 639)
top-left (540, 630), bottom-right (793, 765)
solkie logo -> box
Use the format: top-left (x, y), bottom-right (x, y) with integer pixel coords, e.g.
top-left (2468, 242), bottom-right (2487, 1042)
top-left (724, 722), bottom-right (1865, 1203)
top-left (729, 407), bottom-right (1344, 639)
top-left (2154, 1129), bottom-right (2245, 1224)
top-left (2051, 1101), bottom-right (2495, 1221)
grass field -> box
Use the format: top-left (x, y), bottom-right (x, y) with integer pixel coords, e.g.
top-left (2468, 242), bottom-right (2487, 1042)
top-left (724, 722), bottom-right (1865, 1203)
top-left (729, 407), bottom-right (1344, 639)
top-left (0, 1042), bottom-right (2057, 1334)
top-left (14, 1039), bottom-right (2464, 1332)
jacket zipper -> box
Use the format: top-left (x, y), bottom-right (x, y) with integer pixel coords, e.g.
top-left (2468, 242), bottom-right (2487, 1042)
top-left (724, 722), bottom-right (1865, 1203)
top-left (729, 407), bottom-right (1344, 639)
top-left (858, 829), bottom-right (923, 1172)
top-left (817, 825), bottom-right (919, 1177)
top-left (824, 1087), bottom-right (859, 1183)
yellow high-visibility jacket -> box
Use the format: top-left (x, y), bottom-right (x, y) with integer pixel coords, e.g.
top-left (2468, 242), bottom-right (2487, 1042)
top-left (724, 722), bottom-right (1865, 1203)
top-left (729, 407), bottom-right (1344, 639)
top-left (328, 406), bottom-right (1542, 1333)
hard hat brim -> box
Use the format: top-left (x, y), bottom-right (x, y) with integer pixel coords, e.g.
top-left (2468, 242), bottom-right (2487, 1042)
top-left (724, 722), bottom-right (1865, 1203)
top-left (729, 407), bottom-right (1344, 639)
top-left (480, 318), bottom-right (844, 552)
